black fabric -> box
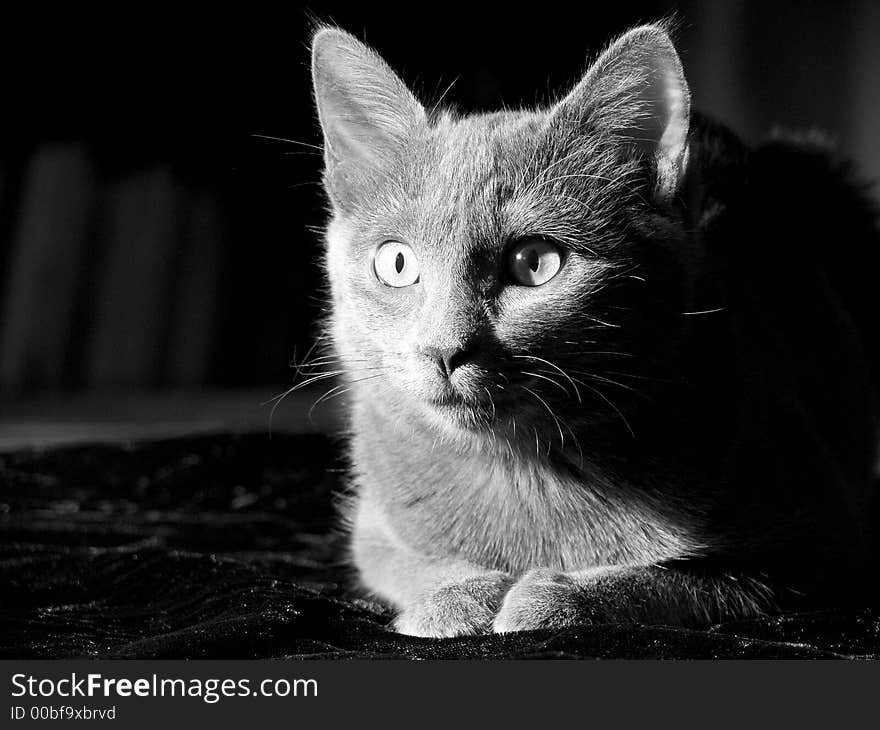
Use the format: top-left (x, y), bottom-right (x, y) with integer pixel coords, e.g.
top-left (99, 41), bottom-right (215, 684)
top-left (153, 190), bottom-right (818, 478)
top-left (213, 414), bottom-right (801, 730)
top-left (1, 434), bottom-right (878, 659)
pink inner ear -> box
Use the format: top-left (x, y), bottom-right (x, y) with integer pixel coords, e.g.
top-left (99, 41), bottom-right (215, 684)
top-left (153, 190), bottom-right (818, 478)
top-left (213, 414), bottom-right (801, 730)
top-left (659, 68), bottom-right (689, 150)
top-left (652, 64), bottom-right (690, 201)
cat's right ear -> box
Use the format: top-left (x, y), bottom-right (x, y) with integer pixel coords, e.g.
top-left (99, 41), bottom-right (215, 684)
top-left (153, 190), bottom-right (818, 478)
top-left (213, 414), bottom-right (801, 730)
top-left (550, 24), bottom-right (690, 204)
top-left (311, 28), bottom-right (426, 211)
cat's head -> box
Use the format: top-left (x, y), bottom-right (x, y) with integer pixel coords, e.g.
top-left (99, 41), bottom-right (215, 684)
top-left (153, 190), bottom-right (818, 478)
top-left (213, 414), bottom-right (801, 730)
top-left (311, 24), bottom-right (696, 447)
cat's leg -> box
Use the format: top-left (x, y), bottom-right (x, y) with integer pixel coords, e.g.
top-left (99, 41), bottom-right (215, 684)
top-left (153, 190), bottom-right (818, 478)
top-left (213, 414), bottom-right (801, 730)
top-left (353, 500), bottom-right (512, 638)
top-left (492, 563), bottom-right (776, 633)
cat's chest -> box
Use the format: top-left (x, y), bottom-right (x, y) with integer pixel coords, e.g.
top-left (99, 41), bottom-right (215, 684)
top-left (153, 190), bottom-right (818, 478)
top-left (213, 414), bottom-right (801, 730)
top-left (351, 409), bottom-right (694, 571)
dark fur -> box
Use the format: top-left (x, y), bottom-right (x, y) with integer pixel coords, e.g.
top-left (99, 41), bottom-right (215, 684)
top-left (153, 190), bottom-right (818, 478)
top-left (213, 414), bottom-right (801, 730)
top-left (668, 116), bottom-right (880, 603)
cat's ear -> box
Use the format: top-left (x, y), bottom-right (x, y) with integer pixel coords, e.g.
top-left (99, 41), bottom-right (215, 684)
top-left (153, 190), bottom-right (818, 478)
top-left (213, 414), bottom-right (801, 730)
top-left (311, 28), bottom-right (426, 211)
top-left (551, 24), bottom-right (690, 203)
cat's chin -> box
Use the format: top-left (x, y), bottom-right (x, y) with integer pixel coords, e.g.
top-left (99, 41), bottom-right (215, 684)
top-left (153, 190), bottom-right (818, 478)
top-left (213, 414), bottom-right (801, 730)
top-left (421, 395), bottom-right (492, 436)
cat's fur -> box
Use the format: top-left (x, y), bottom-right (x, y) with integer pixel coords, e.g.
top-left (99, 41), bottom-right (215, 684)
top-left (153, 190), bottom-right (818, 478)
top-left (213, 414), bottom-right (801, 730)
top-left (310, 23), bottom-right (880, 636)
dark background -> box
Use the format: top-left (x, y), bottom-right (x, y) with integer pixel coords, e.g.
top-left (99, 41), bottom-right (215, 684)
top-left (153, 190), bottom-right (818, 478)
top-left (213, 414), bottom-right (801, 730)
top-left (0, 0), bottom-right (878, 398)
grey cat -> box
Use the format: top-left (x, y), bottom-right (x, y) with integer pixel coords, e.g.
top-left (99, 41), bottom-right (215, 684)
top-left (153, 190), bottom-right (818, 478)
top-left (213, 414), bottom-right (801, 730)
top-left (309, 23), bottom-right (879, 636)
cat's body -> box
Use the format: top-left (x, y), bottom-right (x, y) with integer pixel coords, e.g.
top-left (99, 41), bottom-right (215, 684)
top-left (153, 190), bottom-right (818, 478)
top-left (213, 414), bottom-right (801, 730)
top-left (310, 24), bottom-right (879, 636)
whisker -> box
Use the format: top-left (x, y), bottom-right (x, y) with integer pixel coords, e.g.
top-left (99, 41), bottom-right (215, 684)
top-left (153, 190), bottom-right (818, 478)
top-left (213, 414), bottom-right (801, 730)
top-left (267, 364), bottom-right (389, 435)
top-left (560, 418), bottom-right (585, 470)
top-left (308, 383), bottom-right (351, 421)
top-left (568, 370), bottom-right (645, 397)
top-left (263, 370), bottom-right (347, 407)
top-left (521, 370), bottom-right (570, 398)
top-left (602, 369), bottom-right (678, 384)
top-left (482, 386), bottom-right (497, 424)
top-left (583, 314), bottom-right (620, 328)
top-left (578, 381), bottom-right (635, 438)
top-left (264, 370), bottom-right (348, 432)
top-left (563, 350), bottom-right (634, 358)
top-left (513, 354), bottom-right (582, 403)
top-left (429, 75), bottom-right (460, 113)
top-left (252, 133), bottom-right (324, 152)
top-left (308, 373), bottom-right (385, 421)
top-left (522, 386), bottom-right (566, 452)
top-left (289, 337), bottom-right (328, 375)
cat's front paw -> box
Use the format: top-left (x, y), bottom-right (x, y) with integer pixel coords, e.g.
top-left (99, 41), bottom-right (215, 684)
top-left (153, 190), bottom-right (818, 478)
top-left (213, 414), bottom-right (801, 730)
top-left (492, 568), bottom-right (589, 633)
top-left (394, 572), bottom-right (513, 638)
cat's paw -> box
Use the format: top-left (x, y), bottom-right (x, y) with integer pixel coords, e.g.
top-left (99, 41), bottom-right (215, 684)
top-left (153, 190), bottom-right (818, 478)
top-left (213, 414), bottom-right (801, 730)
top-left (492, 568), bottom-right (588, 633)
top-left (394, 572), bottom-right (513, 638)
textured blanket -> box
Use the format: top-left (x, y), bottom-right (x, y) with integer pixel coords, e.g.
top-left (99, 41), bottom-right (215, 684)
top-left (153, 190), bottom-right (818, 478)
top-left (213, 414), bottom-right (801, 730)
top-left (2, 434), bottom-right (878, 659)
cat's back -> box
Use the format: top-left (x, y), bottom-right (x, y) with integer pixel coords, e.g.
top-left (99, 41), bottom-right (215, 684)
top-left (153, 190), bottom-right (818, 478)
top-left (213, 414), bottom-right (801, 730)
top-left (692, 120), bottom-right (880, 569)
top-left (701, 122), bottom-right (880, 384)
top-left (749, 132), bottom-right (880, 382)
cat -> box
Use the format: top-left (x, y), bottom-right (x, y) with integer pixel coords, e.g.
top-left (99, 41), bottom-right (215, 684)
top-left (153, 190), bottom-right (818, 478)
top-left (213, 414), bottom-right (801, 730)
top-left (308, 22), bottom-right (880, 637)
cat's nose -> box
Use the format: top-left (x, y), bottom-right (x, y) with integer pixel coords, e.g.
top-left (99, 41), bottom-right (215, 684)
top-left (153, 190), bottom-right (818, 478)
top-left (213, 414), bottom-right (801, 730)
top-left (419, 345), bottom-right (472, 378)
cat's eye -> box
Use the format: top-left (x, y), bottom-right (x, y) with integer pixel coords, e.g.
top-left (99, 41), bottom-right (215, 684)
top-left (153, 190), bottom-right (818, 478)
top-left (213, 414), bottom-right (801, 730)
top-left (508, 238), bottom-right (563, 286)
top-left (373, 241), bottom-right (420, 288)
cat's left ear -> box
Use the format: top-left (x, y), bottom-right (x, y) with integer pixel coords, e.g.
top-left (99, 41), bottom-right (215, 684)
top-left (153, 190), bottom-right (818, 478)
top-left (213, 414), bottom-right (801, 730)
top-left (311, 28), bottom-right (426, 211)
top-left (551, 24), bottom-right (690, 203)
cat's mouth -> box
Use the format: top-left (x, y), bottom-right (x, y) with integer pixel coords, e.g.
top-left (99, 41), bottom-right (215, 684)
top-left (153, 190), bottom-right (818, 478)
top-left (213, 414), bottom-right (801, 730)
top-left (400, 357), bottom-right (505, 432)
top-left (420, 381), bottom-right (501, 432)
top-left (426, 387), bottom-right (477, 411)
top-left (424, 396), bottom-right (488, 431)
top-left (416, 367), bottom-right (577, 436)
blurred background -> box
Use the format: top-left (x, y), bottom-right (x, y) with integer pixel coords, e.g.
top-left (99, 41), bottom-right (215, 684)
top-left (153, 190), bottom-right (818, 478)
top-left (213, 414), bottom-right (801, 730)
top-left (0, 0), bottom-right (878, 447)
